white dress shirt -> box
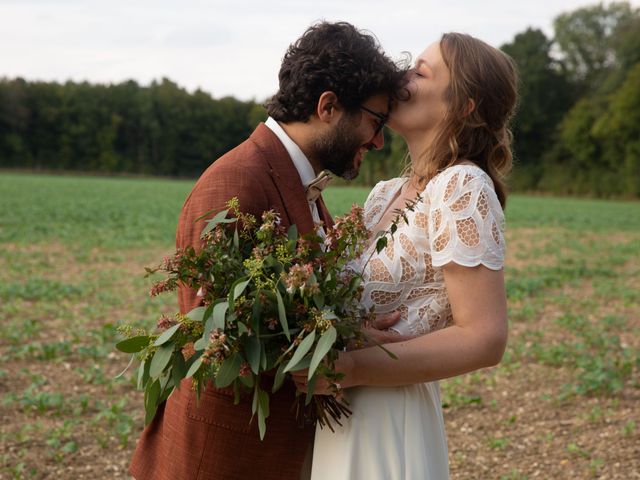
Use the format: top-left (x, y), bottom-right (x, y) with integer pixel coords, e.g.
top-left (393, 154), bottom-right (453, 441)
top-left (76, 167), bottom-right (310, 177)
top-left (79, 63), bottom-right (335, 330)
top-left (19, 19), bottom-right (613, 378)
top-left (264, 117), bottom-right (325, 237)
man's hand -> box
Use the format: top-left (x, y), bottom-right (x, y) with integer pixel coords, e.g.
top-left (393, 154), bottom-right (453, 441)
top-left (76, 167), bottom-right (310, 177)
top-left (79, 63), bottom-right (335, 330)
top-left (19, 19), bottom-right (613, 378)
top-left (290, 351), bottom-right (355, 395)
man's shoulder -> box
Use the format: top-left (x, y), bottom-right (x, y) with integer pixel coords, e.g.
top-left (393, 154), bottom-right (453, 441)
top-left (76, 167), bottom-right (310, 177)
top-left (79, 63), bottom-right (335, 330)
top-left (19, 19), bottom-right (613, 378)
top-left (204, 124), bottom-right (282, 175)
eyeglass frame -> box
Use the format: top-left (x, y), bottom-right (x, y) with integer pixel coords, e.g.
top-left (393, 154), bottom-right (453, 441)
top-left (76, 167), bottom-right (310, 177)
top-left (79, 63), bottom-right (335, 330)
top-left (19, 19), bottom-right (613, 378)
top-left (359, 105), bottom-right (389, 137)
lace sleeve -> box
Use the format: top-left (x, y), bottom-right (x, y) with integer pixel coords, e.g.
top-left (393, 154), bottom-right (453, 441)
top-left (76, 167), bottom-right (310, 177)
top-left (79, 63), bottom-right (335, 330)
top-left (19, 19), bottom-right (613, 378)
top-left (427, 166), bottom-right (505, 270)
top-left (363, 178), bottom-right (404, 230)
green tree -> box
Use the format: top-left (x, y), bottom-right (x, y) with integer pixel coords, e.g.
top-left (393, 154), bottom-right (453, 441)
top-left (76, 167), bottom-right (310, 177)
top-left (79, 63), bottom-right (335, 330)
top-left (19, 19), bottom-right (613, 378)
top-left (501, 28), bottom-right (574, 189)
top-left (553, 2), bottom-right (638, 92)
top-left (593, 63), bottom-right (640, 196)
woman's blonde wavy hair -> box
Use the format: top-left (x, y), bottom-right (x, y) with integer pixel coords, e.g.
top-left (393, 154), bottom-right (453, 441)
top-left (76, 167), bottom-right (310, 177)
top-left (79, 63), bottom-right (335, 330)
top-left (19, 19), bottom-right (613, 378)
top-left (409, 32), bottom-right (518, 208)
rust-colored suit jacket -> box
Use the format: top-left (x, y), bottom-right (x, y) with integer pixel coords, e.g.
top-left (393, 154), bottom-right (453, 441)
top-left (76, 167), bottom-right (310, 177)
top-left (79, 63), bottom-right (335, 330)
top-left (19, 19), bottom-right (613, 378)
top-left (129, 124), bottom-right (333, 480)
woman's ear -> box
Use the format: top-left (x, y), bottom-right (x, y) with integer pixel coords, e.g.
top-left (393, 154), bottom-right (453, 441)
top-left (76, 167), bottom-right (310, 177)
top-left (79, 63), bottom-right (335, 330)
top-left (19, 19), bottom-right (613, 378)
top-left (316, 91), bottom-right (340, 123)
top-left (465, 98), bottom-right (476, 117)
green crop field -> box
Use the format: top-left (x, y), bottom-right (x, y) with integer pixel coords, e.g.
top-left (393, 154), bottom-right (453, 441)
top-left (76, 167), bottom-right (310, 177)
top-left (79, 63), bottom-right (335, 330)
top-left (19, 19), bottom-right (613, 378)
top-left (1, 172), bottom-right (639, 479)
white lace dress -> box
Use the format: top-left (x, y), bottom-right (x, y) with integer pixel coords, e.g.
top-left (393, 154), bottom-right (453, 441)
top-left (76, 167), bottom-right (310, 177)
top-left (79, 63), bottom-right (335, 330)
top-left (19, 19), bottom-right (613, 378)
top-left (311, 165), bottom-right (506, 480)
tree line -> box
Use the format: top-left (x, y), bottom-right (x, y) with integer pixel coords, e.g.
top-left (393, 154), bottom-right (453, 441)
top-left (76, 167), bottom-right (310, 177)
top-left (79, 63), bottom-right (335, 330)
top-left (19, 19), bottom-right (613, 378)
top-left (0, 78), bottom-right (267, 178)
top-left (1, 2), bottom-right (638, 196)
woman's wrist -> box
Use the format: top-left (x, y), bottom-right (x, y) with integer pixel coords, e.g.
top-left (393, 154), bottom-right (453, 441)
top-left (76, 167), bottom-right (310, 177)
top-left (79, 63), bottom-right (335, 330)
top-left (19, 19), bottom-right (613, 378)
top-left (339, 350), bottom-right (360, 389)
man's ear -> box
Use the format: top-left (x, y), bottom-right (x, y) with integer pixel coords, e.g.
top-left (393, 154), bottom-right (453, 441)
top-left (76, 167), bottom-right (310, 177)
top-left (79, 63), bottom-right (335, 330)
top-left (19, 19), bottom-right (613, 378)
top-left (316, 91), bottom-right (340, 123)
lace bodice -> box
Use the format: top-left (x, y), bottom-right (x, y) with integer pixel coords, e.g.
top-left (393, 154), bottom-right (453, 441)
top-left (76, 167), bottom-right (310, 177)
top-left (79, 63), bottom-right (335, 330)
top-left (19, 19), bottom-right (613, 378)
top-left (357, 165), bottom-right (506, 336)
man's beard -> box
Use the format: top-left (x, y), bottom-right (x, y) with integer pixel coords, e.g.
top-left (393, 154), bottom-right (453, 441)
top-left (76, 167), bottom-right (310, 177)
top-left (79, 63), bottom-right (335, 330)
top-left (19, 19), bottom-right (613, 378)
top-left (310, 116), bottom-right (370, 180)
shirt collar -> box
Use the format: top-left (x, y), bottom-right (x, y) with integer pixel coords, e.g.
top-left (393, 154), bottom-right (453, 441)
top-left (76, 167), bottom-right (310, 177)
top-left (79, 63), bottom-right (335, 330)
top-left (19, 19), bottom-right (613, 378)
top-left (265, 117), bottom-right (317, 188)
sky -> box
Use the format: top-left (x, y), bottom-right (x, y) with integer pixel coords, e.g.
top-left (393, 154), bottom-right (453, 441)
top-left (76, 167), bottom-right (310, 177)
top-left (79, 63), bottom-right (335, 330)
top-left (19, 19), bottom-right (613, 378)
top-left (1, 0), bottom-right (638, 101)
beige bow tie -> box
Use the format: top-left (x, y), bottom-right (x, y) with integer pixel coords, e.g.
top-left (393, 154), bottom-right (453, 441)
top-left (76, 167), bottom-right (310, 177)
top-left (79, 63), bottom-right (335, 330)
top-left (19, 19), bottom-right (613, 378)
top-left (305, 171), bottom-right (332, 202)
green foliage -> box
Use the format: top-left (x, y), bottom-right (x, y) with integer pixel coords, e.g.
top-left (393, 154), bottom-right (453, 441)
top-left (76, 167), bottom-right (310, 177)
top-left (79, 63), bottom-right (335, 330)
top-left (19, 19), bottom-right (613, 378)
top-left (523, 315), bottom-right (639, 400)
top-left (504, 1), bottom-right (640, 197)
top-left (0, 78), bottom-right (260, 177)
top-left (0, 172), bottom-right (191, 247)
top-left (501, 28), bottom-right (574, 182)
top-left (553, 1), bottom-right (636, 90)
top-left (1, 174), bottom-right (638, 477)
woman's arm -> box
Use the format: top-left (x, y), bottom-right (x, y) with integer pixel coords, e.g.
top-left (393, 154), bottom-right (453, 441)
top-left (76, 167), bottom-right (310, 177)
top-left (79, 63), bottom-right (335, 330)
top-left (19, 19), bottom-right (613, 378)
top-left (291, 262), bottom-right (507, 392)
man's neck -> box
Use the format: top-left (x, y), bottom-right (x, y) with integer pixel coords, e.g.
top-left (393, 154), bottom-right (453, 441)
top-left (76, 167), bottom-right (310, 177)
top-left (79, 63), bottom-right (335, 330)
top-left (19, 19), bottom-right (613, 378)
top-left (277, 121), bottom-right (324, 175)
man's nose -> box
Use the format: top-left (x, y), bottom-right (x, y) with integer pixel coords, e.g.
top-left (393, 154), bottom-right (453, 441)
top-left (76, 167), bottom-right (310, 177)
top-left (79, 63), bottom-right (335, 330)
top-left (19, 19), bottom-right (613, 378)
top-left (371, 128), bottom-right (385, 150)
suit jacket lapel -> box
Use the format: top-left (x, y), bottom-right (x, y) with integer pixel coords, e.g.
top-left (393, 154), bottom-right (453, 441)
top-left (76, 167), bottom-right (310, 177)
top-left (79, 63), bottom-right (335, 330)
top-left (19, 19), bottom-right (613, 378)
top-left (249, 124), bottom-right (316, 235)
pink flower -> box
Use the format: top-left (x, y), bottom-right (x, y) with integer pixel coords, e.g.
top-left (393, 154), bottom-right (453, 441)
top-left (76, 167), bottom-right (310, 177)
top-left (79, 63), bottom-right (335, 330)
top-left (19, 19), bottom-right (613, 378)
top-left (282, 263), bottom-right (314, 294)
top-left (162, 256), bottom-right (174, 270)
top-left (265, 318), bottom-right (278, 330)
top-left (181, 342), bottom-right (196, 360)
top-left (156, 315), bottom-right (177, 331)
top-left (150, 280), bottom-right (169, 297)
top-left (239, 362), bottom-right (252, 377)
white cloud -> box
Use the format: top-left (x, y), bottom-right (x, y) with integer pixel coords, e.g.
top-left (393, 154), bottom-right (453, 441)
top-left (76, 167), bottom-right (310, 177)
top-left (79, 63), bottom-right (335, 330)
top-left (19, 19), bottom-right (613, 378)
top-left (0, 0), bottom-right (637, 99)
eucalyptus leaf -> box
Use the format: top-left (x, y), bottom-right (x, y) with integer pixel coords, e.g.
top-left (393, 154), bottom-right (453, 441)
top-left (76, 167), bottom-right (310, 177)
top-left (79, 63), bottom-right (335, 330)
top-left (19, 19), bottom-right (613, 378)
top-left (187, 306), bottom-right (206, 322)
top-left (251, 295), bottom-right (262, 332)
top-left (313, 293), bottom-right (324, 310)
top-left (185, 355), bottom-right (203, 378)
top-left (149, 342), bottom-right (175, 378)
top-left (203, 299), bottom-right (225, 339)
top-left (347, 276), bottom-right (362, 295)
top-left (215, 353), bottom-right (242, 388)
top-left (252, 384), bottom-right (259, 415)
top-left (308, 326), bottom-right (337, 379)
top-left (229, 277), bottom-right (250, 306)
top-left (116, 335), bottom-right (150, 353)
top-left (258, 404), bottom-right (266, 441)
top-left (144, 379), bottom-right (161, 425)
top-left (212, 301), bottom-right (229, 331)
top-left (137, 359), bottom-right (147, 390)
top-left (159, 383), bottom-right (175, 404)
top-left (286, 355), bottom-right (312, 372)
top-left (114, 354), bottom-right (135, 379)
top-left (322, 309), bottom-right (339, 322)
top-left (245, 335), bottom-right (261, 374)
top-left (195, 207), bottom-right (228, 223)
top-left (287, 224), bottom-right (298, 241)
top-left (260, 345), bottom-right (267, 370)
top-left (171, 351), bottom-right (187, 388)
top-left (239, 373), bottom-right (255, 388)
top-left (376, 236), bottom-right (388, 253)
top-left (305, 373), bottom-right (318, 405)
top-left (159, 370), bottom-right (172, 390)
top-left (153, 323), bottom-right (181, 347)
top-left (258, 388), bottom-right (270, 418)
top-left (275, 289), bottom-right (290, 340)
top-left (257, 388), bottom-right (269, 441)
top-left (272, 362), bottom-right (287, 393)
top-left (284, 330), bottom-right (316, 373)
top-left (375, 342), bottom-right (399, 360)
top-left (194, 337), bottom-right (208, 351)
top-left (199, 303), bottom-right (214, 333)
top-left (200, 209), bottom-right (235, 238)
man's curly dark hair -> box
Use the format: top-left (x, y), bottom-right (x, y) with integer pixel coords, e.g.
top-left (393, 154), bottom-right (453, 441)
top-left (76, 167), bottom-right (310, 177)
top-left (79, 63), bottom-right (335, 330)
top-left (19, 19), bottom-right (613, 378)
top-left (266, 21), bottom-right (407, 122)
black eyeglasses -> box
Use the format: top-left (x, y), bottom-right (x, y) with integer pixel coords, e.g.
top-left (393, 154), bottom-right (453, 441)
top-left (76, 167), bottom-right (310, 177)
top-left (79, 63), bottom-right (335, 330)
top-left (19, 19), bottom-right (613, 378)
top-left (360, 105), bottom-right (389, 136)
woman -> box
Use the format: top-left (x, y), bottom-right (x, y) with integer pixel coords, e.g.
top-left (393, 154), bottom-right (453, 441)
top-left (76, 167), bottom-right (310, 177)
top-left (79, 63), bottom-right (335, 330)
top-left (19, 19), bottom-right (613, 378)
top-left (292, 32), bottom-right (518, 479)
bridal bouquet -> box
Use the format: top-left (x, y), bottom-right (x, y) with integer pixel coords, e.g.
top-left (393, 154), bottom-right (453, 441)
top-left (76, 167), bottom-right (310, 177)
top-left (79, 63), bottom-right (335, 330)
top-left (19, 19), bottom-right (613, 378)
top-left (116, 198), bottom-right (379, 440)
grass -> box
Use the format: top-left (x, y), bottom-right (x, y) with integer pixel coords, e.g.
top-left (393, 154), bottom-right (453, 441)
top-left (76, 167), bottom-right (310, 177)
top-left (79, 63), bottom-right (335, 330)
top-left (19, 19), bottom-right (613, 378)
top-left (1, 172), bottom-right (639, 479)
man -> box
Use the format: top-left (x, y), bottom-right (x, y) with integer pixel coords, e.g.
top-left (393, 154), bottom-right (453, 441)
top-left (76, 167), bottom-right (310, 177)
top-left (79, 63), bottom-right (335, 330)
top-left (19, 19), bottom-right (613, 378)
top-left (129, 21), bottom-right (406, 480)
